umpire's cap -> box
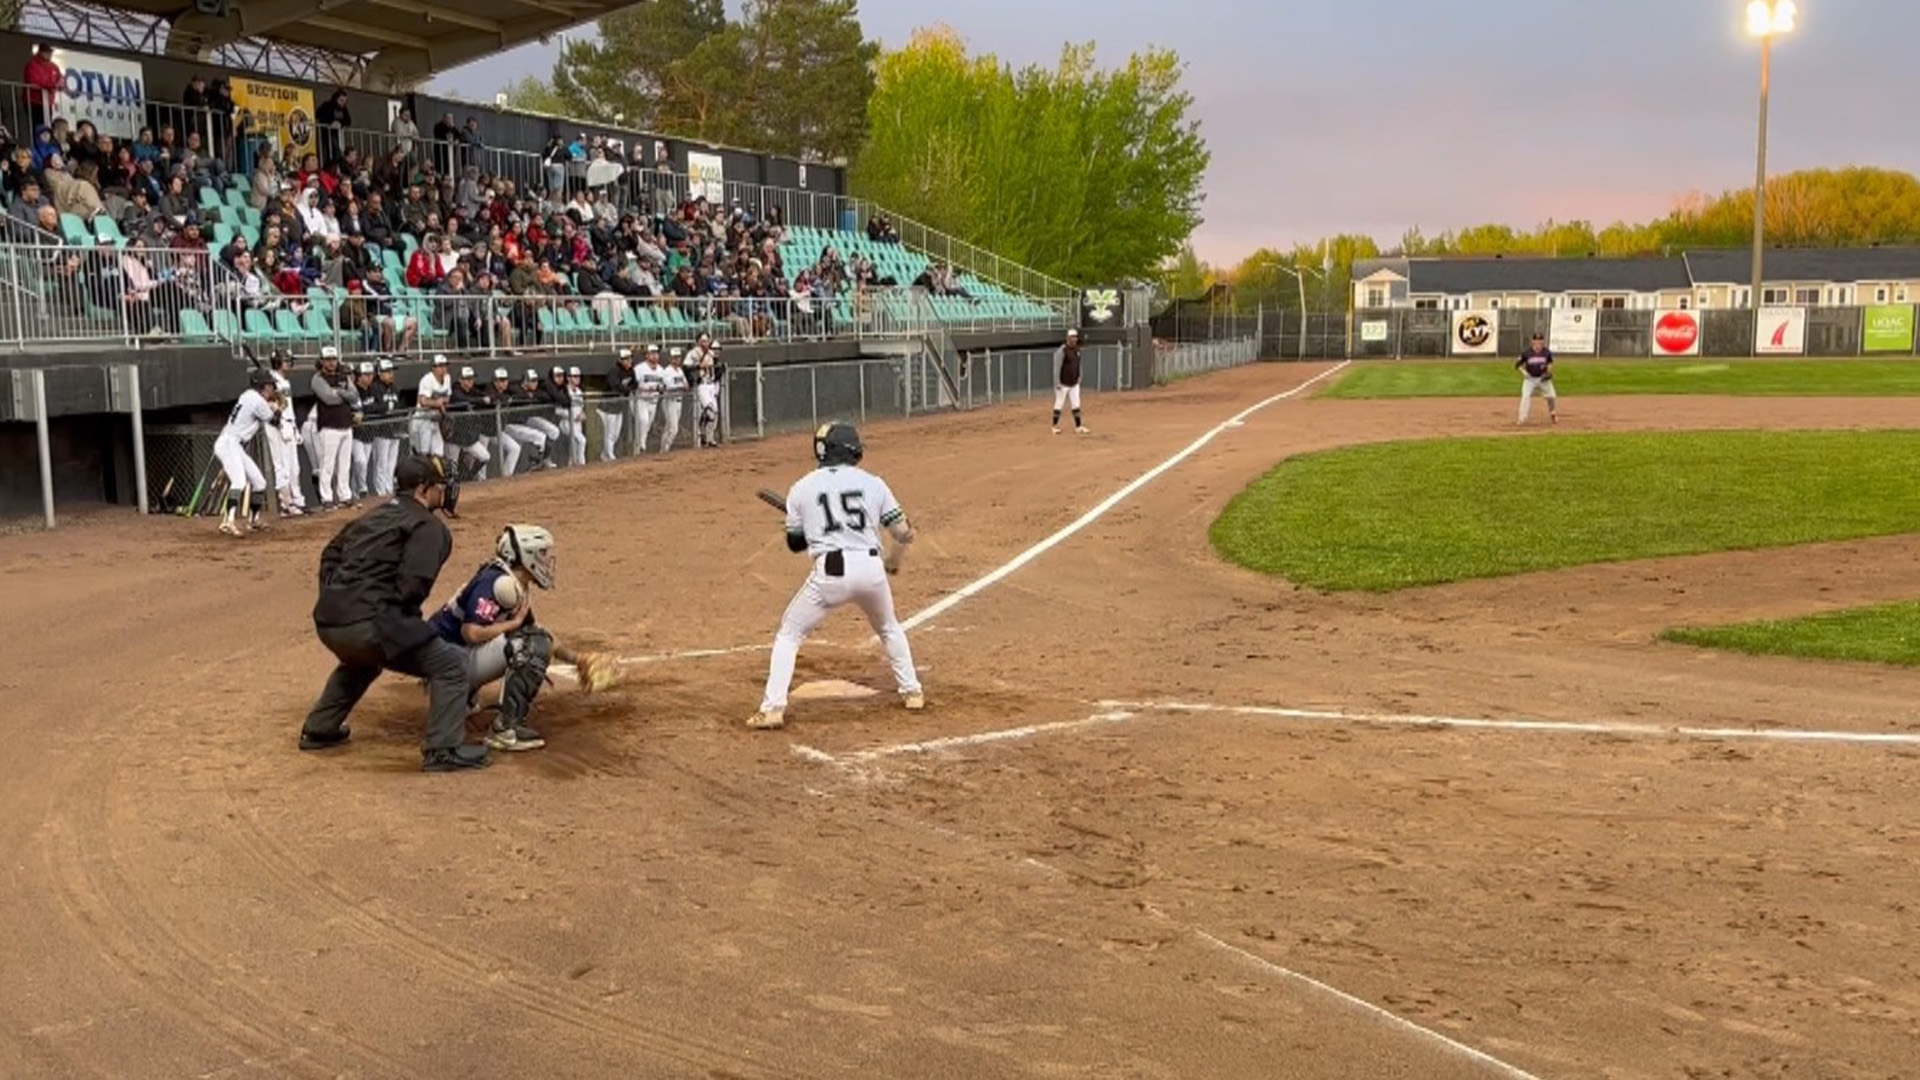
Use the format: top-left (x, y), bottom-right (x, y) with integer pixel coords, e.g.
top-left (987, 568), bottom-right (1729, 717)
top-left (394, 454), bottom-right (450, 492)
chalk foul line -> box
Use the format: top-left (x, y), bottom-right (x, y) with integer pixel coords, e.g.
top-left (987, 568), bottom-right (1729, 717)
top-left (897, 361), bottom-right (1351, 635)
top-left (1097, 700), bottom-right (1920, 746)
top-left (1152, 910), bottom-right (1551, 1080)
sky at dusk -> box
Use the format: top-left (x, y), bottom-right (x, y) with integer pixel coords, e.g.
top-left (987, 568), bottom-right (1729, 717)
top-left (430, 0), bottom-right (1920, 266)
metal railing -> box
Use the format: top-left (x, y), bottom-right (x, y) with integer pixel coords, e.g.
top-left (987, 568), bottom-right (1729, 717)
top-left (217, 285), bottom-right (1068, 364)
top-left (0, 240), bottom-right (240, 351)
top-left (335, 125), bottom-right (550, 200)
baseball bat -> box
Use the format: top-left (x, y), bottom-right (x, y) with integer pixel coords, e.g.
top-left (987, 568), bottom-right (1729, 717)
top-left (182, 455), bottom-right (215, 516)
top-left (756, 488), bottom-right (784, 513)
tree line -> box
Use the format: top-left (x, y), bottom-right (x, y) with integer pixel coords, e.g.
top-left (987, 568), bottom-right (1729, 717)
top-left (1174, 166), bottom-right (1920, 313)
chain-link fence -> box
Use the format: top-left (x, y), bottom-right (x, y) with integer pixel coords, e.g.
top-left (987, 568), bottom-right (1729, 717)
top-left (1154, 338), bottom-right (1262, 383)
top-left (943, 344), bottom-right (1131, 409)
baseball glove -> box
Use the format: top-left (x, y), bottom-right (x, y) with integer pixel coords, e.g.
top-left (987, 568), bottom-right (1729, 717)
top-left (574, 650), bottom-right (621, 693)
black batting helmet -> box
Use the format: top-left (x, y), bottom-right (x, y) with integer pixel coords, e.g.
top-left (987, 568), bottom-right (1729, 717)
top-left (813, 421), bottom-right (863, 467)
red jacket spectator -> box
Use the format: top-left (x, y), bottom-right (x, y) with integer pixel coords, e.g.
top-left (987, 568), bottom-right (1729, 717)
top-left (405, 246), bottom-right (445, 289)
top-left (24, 46), bottom-right (61, 112)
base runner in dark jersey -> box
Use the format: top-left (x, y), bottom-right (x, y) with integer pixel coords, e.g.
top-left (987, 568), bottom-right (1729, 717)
top-left (1051, 328), bottom-right (1088, 435)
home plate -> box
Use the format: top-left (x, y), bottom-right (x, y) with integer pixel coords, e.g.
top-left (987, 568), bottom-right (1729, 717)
top-left (791, 679), bottom-right (881, 700)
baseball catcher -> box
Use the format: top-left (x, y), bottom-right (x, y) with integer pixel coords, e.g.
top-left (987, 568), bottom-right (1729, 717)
top-left (428, 524), bottom-right (619, 752)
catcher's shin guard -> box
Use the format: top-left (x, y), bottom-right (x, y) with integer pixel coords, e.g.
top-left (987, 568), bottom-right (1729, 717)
top-left (498, 626), bottom-right (552, 729)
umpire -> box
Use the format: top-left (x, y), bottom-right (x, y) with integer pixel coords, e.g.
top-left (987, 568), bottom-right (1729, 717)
top-left (297, 454), bottom-right (490, 772)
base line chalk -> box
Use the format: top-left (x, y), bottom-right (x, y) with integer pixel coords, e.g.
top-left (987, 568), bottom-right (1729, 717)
top-left (1165, 916), bottom-right (1551, 1080)
top-left (898, 361), bottom-right (1351, 634)
top-left (1099, 700), bottom-right (1920, 747)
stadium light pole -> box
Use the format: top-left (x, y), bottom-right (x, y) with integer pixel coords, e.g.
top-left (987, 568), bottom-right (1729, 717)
top-left (1746, 0), bottom-right (1797, 332)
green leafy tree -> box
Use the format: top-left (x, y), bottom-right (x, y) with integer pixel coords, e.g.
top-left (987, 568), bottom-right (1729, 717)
top-left (849, 26), bottom-right (1210, 285)
top-left (1158, 243), bottom-right (1216, 300)
top-left (550, 0), bottom-right (875, 161)
top-left (551, 0), bottom-right (725, 130)
top-left (499, 75), bottom-right (567, 116)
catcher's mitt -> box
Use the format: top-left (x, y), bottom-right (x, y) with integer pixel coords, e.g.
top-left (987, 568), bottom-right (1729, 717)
top-left (574, 651), bottom-right (621, 693)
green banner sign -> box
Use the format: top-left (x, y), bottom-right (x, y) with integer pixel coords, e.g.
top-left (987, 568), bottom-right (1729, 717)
top-left (1864, 305), bottom-right (1915, 353)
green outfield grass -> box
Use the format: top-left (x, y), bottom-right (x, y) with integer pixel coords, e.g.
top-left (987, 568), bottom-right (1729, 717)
top-left (1662, 601), bottom-right (1920, 667)
top-left (1210, 431), bottom-right (1920, 591)
top-left (1319, 358), bottom-right (1920, 400)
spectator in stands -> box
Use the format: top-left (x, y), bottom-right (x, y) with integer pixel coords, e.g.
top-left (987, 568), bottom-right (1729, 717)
top-left (391, 107), bottom-right (417, 159)
top-left (117, 187), bottom-right (155, 238)
top-left (46, 156), bottom-right (104, 222)
top-left (23, 44), bottom-right (60, 130)
top-left (461, 118), bottom-right (485, 173)
top-left (316, 89), bottom-right (350, 166)
top-left (432, 112), bottom-right (461, 176)
top-left (406, 234), bottom-right (446, 289)
top-left (250, 151), bottom-right (280, 210)
top-left (4, 145), bottom-right (33, 203)
top-left (207, 78), bottom-right (236, 163)
top-left (158, 170), bottom-right (191, 227)
top-left (359, 262), bottom-right (415, 352)
top-left (120, 244), bottom-right (185, 336)
top-left (10, 176), bottom-right (49, 239)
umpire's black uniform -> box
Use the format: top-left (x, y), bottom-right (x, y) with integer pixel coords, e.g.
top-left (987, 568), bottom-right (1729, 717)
top-left (298, 456), bottom-right (488, 771)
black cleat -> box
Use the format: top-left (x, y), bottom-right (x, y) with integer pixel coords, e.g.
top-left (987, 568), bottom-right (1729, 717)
top-left (422, 744), bottom-right (491, 772)
top-left (298, 726), bottom-right (351, 751)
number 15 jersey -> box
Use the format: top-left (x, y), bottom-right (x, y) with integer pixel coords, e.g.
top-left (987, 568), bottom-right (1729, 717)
top-left (786, 465), bottom-right (905, 556)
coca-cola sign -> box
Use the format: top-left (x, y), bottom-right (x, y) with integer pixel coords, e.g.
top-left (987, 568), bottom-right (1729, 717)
top-left (1653, 310), bottom-right (1700, 355)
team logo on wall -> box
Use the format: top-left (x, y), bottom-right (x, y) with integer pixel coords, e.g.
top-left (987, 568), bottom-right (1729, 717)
top-left (1083, 288), bottom-right (1120, 324)
top-left (286, 108), bottom-right (312, 150)
top-left (1450, 309), bottom-right (1500, 355)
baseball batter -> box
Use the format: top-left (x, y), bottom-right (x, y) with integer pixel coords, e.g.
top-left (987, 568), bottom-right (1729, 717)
top-left (750, 421), bottom-right (924, 730)
top-left (1052, 328), bottom-right (1088, 435)
top-left (214, 368), bottom-right (281, 536)
top-left (1515, 332), bottom-right (1558, 425)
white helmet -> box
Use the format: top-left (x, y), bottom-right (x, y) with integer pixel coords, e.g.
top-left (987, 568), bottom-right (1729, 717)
top-left (495, 524), bottom-right (555, 589)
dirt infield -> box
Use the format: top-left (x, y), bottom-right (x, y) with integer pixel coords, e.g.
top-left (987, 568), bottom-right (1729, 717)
top-left (4, 363), bottom-right (1917, 1080)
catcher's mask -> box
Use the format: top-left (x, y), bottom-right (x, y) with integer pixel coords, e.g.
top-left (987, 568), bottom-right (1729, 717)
top-left (813, 421), bottom-right (863, 467)
top-left (496, 524), bottom-right (556, 590)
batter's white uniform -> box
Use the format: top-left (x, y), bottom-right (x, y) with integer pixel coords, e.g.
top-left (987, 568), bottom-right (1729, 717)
top-left (412, 371), bottom-right (451, 455)
top-left (758, 464), bottom-right (921, 713)
top-left (658, 364), bottom-right (688, 453)
top-left (214, 388), bottom-right (277, 500)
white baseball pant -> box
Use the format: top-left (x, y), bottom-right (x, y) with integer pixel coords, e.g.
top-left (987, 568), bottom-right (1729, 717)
top-left (633, 397), bottom-right (658, 452)
top-left (370, 436), bottom-right (402, 495)
top-left (316, 426), bottom-right (354, 504)
top-left (409, 414), bottom-right (444, 456)
top-left (213, 433), bottom-right (267, 498)
top-left (268, 427), bottom-right (303, 510)
top-left (461, 438), bottom-right (491, 480)
top-left (1052, 383), bottom-right (1082, 411)
top-left (759, 551), bottom-right (920, 713)
top-left (598, 404), bottom-right (625, 461)
top-left (1519, 376), bottom-right (1557, 422)
top-left (658, 397), bottom-right (683, 453)
top-left (494, 429), bottom-right (524, 475)
top-left (351, 439), bottom-right (372, 497)
top-left (565, 407), bottom-right (586, 465)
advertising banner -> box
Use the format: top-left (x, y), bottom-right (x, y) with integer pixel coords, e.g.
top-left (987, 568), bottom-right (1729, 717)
top-left (49, 49), bottom-right (144, 140)
top-left (687, 151), bottom-right (724, 203)
top-left (231, 78), bottom-right (315, 159)
top-left (1863, 305), bottom-right (1915, 353)
top-left (1450, 309), bottom-right (1498, 355)
top-left (1651, 309), bottom-right (1702, 356)
top-left (1755, 306), bottom-right (1807, 355)
top-left (1548, 308), bottom-right (1597, 354)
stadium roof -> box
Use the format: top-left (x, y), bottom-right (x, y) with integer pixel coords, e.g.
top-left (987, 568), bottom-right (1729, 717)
top-left (1683, 246), bottom-right (1920, 284)
top-left (134, 0), bottom-right (648, 88)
